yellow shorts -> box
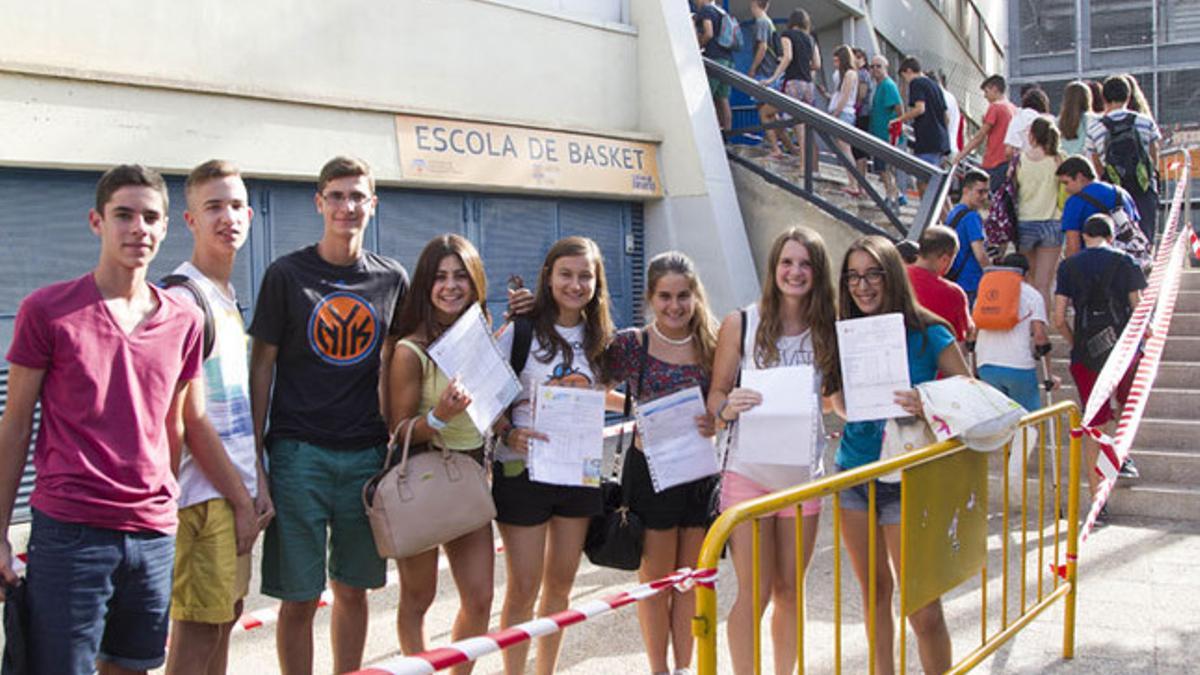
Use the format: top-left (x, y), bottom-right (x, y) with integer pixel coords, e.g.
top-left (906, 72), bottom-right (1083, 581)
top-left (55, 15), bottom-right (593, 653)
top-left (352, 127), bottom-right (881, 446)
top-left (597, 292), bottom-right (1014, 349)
top-left (171, 498), bottom-right (252, 624)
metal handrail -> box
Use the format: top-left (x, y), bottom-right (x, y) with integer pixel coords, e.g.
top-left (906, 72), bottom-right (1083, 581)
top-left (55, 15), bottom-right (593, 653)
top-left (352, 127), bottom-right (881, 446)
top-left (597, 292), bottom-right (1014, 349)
top-left (705, 58), bottom-right (952, 241)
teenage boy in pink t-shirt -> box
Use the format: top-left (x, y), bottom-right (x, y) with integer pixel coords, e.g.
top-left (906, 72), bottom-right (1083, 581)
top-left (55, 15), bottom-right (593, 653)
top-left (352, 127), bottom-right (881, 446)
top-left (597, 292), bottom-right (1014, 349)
top-left (0, 164), bottom-right (255, 675)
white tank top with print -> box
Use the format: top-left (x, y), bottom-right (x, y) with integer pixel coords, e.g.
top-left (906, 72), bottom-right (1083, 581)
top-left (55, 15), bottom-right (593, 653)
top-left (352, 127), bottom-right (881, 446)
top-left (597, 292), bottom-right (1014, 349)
top-left (727, 303), bottom-right (827, 491)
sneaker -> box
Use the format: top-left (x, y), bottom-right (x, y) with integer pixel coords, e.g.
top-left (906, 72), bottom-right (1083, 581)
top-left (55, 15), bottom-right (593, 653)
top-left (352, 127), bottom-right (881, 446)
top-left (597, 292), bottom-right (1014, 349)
top-left (897, 195), bottom-right (909, 206)
top-left (1093, 505), bottom-right (1110, 528)
top-left (672, 669), bottom-right (694, 675)
top-left (1118, 458), bottom-right (1140, 479)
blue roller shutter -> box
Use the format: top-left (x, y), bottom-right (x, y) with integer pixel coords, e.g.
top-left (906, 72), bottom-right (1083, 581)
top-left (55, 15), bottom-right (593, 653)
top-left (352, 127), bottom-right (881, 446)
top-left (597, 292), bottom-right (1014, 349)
top-left (477, 196), bottom-right (560, 327)
top-left (557, 200), bottom-right (633, 327)
top-left (375, 190), bottom-right (467, 275)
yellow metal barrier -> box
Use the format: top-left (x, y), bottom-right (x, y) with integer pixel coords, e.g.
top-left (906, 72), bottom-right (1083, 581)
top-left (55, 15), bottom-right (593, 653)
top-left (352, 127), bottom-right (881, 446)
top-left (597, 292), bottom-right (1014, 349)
top-left (694, 401), bottom-right (1082, 674)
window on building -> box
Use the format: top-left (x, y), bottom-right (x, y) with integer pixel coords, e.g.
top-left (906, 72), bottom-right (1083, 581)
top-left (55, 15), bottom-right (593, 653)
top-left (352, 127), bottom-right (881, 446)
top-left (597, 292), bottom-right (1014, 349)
top-left (1092, 0), bottom-right (1153, 49)
top-left (1157, 69), bottom-right (1200, 126)
top-left (1159, 0), bottom-right (1200, 44)
top-left (1019, 0), bottom-right (1076, 55)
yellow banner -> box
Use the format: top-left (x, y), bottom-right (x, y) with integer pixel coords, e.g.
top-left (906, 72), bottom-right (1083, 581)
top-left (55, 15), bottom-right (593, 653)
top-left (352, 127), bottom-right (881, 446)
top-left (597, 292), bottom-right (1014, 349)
top-left (394, 115), bottom-right (662, 199)
top-left (901, 449), bottom-right (989, 616)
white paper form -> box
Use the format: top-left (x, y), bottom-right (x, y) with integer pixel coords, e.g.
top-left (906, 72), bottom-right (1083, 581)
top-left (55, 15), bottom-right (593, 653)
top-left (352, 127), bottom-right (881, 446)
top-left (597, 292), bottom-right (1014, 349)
top-left (837, 313), bottom-right (911, 422)
top-left (635, 386), bottom-right (719, 492)
top-left (737, 365), bottom-right (815, 466)
top-left (528, 385), bottom-right (606, 487)
top-left (427, 303), bottom-right (523, 434)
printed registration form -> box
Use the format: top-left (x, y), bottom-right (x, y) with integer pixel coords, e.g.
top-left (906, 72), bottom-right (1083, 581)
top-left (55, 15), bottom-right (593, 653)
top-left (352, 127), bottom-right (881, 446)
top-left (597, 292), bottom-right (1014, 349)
top-left (635, 386), bottom-right (718, 492)
top-left (528, 385), bottom-right (605, 487)
top-left (428, 303), bottom-right (522, 434)
top-left (837, 313), bottom-right (910, 421)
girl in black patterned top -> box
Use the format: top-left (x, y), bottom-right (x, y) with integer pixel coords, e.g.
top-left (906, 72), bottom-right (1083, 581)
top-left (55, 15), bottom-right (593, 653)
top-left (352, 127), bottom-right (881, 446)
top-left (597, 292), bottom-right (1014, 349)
top-left (604, 251), bottom-right (718, 675)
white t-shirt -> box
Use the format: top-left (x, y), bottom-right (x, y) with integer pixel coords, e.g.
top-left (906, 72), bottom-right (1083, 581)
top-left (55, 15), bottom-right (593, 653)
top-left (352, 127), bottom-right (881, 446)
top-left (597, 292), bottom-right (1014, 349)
top-left (975, 282), bottom-right (1047, 370)
top-left (168, 262), bottom-right (258, 508)
top-left (1004, 107), bottom-right (1041, 152)
top-left (727, 304), bottom-right (826, 491)
top-left (942, 86), bottom-right (962, 155)
top-left (494, 322), bottom-right (597, 463)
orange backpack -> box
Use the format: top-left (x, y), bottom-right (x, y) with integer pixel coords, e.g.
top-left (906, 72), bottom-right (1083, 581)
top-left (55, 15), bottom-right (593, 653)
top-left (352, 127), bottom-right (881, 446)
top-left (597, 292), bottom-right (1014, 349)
top-left (972, 268), bottom-right (1022, 331)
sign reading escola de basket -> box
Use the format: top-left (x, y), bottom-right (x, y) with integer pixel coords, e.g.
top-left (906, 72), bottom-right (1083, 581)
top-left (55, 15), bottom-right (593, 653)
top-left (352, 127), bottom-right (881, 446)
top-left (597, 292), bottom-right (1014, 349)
top-left (394, 114), bottom-right (662, 198)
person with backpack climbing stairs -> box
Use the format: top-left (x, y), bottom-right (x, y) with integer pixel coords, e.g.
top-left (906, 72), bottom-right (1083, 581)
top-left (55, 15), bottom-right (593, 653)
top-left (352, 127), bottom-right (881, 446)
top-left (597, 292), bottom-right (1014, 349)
top-left (1086, 75), bottom-right (1162, 243)
top-left (1053, 214), bottom-right (1147, 526)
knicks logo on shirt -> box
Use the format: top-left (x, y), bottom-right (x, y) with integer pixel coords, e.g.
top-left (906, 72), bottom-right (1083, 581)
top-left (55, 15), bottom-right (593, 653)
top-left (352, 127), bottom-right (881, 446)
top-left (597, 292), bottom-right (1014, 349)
top-left (307, 291), bottom-right (379, 366)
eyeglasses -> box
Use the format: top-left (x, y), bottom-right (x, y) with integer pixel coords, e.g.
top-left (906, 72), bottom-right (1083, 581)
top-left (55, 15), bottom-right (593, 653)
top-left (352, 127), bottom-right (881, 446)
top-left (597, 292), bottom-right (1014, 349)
top-left (844, 269), bottom-right (886, 286)
top-left (869, 64), bottom-right (885, 70)
top-left (320, 191), bottom-right (374, 207)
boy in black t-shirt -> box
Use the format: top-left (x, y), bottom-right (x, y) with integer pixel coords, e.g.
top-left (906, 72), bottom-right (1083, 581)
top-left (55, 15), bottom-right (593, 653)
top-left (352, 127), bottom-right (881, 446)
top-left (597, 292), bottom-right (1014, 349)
top-left (249, 156), bottom-right (408, 674)
top-left (893, 56), bottom-right (950, 195)
top-left (1053, 213), bottom-right (1146, 525)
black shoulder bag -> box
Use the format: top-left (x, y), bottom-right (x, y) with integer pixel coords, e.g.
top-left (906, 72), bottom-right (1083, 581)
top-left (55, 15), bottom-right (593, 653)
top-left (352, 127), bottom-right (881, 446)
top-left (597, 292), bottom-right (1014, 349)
top-left (584, 330), bottom-right (649, 571)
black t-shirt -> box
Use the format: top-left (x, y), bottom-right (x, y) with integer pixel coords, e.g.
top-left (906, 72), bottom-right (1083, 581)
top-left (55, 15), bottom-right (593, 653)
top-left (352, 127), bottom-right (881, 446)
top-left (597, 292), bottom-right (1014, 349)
top-left (782, 29), bottom-right (814, 82)
top-left (1054, 246), bottom-right (1146, 364)
top-left (249, 245), bottom-right (408, 449)
top-left (696, 4), bottom-right (733, 60)
top-left (907, 75), bottom-right (949, 155)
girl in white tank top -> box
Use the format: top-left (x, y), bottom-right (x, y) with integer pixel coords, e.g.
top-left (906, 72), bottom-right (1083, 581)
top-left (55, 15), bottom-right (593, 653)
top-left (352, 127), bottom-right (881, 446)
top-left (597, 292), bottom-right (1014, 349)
top-left (707, 227), bottom-right (841, 675)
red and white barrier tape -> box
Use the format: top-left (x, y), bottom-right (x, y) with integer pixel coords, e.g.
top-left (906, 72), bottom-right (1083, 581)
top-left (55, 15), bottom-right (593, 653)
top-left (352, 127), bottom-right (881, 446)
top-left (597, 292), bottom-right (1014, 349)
top-left (1082, 156), bottom-right (1190, 427)
top-left (352, 567), bottom-right (718, 675)
top-left (1190, 230), bottom-right (1199, 259)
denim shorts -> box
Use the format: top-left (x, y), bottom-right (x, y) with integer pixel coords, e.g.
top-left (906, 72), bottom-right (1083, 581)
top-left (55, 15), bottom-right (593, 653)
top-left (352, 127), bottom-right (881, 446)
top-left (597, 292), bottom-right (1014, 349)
top-left (834, 466), bottom-right (903, 525)
top-left (1017, 218), bottom-right (1064, 251)
top-left (917, 152), bottom-right (947, 168)
top-left (979, 364), bottom-right (1042, 413)
top-left (26, 508), bottom-right (175, 674)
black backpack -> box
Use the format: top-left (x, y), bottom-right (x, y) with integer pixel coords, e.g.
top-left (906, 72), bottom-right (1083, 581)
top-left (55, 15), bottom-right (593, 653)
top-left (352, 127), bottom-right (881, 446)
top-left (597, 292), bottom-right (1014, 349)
top-left (509, 315), bottom-right (534, 374)
top-left (159, 274), bottom-right (215, 360)
top-left (1065, 253), bottom-right (1131, 371)
top-left (1076, 188), bottom-right (1153, 271)
top-left (1101, 115), bottom-right (1153, 195)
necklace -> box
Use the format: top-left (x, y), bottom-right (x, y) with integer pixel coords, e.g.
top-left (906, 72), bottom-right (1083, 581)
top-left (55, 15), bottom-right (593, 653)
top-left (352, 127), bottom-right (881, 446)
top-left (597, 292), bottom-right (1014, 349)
top-left (650, 321), bottom-right (693, 346)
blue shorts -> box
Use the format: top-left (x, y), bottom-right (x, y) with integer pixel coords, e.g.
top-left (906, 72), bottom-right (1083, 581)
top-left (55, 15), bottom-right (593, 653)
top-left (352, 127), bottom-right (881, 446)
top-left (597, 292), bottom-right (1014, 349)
top-left (835, 465), bottom-right (903, 525)
top-left (26, 509), bottom-right (175, 674)
top-left (917, 152), bottom-right (947, 169)
top-left (1017, 219), bottom-right (1064, 251)
top-left (979, 364), bottom-right (1042, 412)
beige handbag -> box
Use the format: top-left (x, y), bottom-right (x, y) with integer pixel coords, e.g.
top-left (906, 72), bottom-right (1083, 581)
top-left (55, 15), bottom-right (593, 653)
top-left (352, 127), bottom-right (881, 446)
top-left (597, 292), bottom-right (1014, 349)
top-left (362, 416), bottom-right (496, 559)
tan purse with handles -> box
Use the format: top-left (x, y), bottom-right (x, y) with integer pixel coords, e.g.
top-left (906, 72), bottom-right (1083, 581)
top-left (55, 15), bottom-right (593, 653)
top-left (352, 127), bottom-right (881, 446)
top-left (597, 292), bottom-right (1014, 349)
top-left (362, 416), bottom-right (496, 559)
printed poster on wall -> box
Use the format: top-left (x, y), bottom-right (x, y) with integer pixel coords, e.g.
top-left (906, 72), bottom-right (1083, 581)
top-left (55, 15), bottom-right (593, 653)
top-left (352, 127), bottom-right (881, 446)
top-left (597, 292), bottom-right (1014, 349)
top-left (394, 114), bottom-right (662, 199)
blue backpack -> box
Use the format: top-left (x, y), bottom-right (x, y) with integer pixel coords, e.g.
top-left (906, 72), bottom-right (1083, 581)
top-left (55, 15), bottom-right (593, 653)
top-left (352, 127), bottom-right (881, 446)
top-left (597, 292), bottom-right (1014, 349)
top-left (713, 6), bottom-right (744, 51)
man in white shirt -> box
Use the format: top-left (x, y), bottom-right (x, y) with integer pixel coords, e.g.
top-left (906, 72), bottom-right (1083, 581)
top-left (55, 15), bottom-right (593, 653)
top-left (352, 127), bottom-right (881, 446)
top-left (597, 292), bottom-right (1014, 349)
top-left (1086, 75), bottom-right (1162, 242)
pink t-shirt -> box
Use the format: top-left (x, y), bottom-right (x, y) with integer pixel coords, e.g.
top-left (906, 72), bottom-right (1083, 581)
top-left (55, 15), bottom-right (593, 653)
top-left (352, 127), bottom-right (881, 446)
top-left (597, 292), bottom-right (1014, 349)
top-left (983, 100), bottom-right (1017, 170)
top-left (7, 274), bottom-right (203, 534)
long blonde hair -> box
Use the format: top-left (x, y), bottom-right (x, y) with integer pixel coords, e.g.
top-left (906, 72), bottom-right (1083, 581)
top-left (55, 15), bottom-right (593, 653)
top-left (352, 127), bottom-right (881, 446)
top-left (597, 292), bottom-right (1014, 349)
top-left (756, 227), bottom-right (841, 396)
top-left (644, 251), bottom-right (718, 376)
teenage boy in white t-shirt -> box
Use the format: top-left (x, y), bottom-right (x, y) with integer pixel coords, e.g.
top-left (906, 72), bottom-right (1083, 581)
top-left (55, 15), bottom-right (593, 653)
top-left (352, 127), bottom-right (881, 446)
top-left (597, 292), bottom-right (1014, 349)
top-left (165, 160), bottom-right (274, 675)
top-left (974, 253), bottom-right (1055, 413)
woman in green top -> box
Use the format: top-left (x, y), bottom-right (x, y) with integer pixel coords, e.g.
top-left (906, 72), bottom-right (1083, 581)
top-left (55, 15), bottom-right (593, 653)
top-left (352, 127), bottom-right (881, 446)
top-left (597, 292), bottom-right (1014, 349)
top-left (387, 234), bottom-right (493, 674)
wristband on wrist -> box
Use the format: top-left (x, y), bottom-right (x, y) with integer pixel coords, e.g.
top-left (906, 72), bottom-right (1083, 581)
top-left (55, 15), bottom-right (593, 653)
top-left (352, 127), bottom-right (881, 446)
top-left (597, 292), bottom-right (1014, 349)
top-left (426, 410), bottom-right (448, 431)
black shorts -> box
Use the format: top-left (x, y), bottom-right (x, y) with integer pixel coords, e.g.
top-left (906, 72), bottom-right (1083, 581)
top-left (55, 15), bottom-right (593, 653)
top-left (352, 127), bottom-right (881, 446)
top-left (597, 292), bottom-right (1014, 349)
top-left (852, 115), bottom-right (872, 160)
top-left (492, 463), bottom-right (603, 526)
top-left (623, 448), bottom-right (718, 530)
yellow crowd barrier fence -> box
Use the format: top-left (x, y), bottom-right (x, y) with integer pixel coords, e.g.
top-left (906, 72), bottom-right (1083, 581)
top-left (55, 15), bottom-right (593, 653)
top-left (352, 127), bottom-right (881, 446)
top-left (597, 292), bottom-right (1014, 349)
top-left (694, 401), bottom-right (1082, 674)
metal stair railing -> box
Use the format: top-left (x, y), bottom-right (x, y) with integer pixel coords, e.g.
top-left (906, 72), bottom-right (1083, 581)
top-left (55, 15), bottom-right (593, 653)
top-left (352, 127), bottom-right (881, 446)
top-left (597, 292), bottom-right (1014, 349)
top-left (705, 57), bottom-right (953, 242)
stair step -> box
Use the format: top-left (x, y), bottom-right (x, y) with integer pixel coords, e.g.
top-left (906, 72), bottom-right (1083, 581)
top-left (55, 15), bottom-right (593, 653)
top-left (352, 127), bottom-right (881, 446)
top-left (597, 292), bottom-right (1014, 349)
top-left (1046, 359), bottom-right (1200, 388)
top-left (1055, 385), bottom-right (1200, 419)
top-left (1049, 334), bottom-right (1200, 361)
top-left (1126, 447), bottom-right (1200, 484)
top-left (988, 475), bottom-right (1200, 522)
top-left (1174, 290), bottom-right (1200, 313)
top-left (1167, 311), bottom-right (1200, 333)
top-left (1181, 271), bottom-right (1200, 291)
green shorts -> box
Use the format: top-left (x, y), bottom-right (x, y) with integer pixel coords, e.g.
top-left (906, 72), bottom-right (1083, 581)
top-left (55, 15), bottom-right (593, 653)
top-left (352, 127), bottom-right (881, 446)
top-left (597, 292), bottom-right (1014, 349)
top-left (709, 57), bottom-right (734, 99)
top-left (261, 439), bottom-right (387, 601)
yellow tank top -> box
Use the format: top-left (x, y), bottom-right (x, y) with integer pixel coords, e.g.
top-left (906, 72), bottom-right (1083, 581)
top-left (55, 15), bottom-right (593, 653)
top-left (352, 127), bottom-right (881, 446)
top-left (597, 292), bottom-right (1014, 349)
top-left (1016, 152), bottom-right (1062, 221)
top-left (397, 339), bottom-right (483, 450)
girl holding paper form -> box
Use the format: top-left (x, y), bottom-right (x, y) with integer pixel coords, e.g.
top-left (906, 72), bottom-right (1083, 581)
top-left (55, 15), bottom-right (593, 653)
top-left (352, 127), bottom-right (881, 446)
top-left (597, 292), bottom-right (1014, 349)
top-left (602, 251), bottom-right (719, 675)
top-left (834, 235), bottom-right (969, 675)
top-left (707, 227), bottom-right (842, 675)
top-left (387, 235), bottom-right (494, 674)
top-left (490, 236), bottom-right (618, 675)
